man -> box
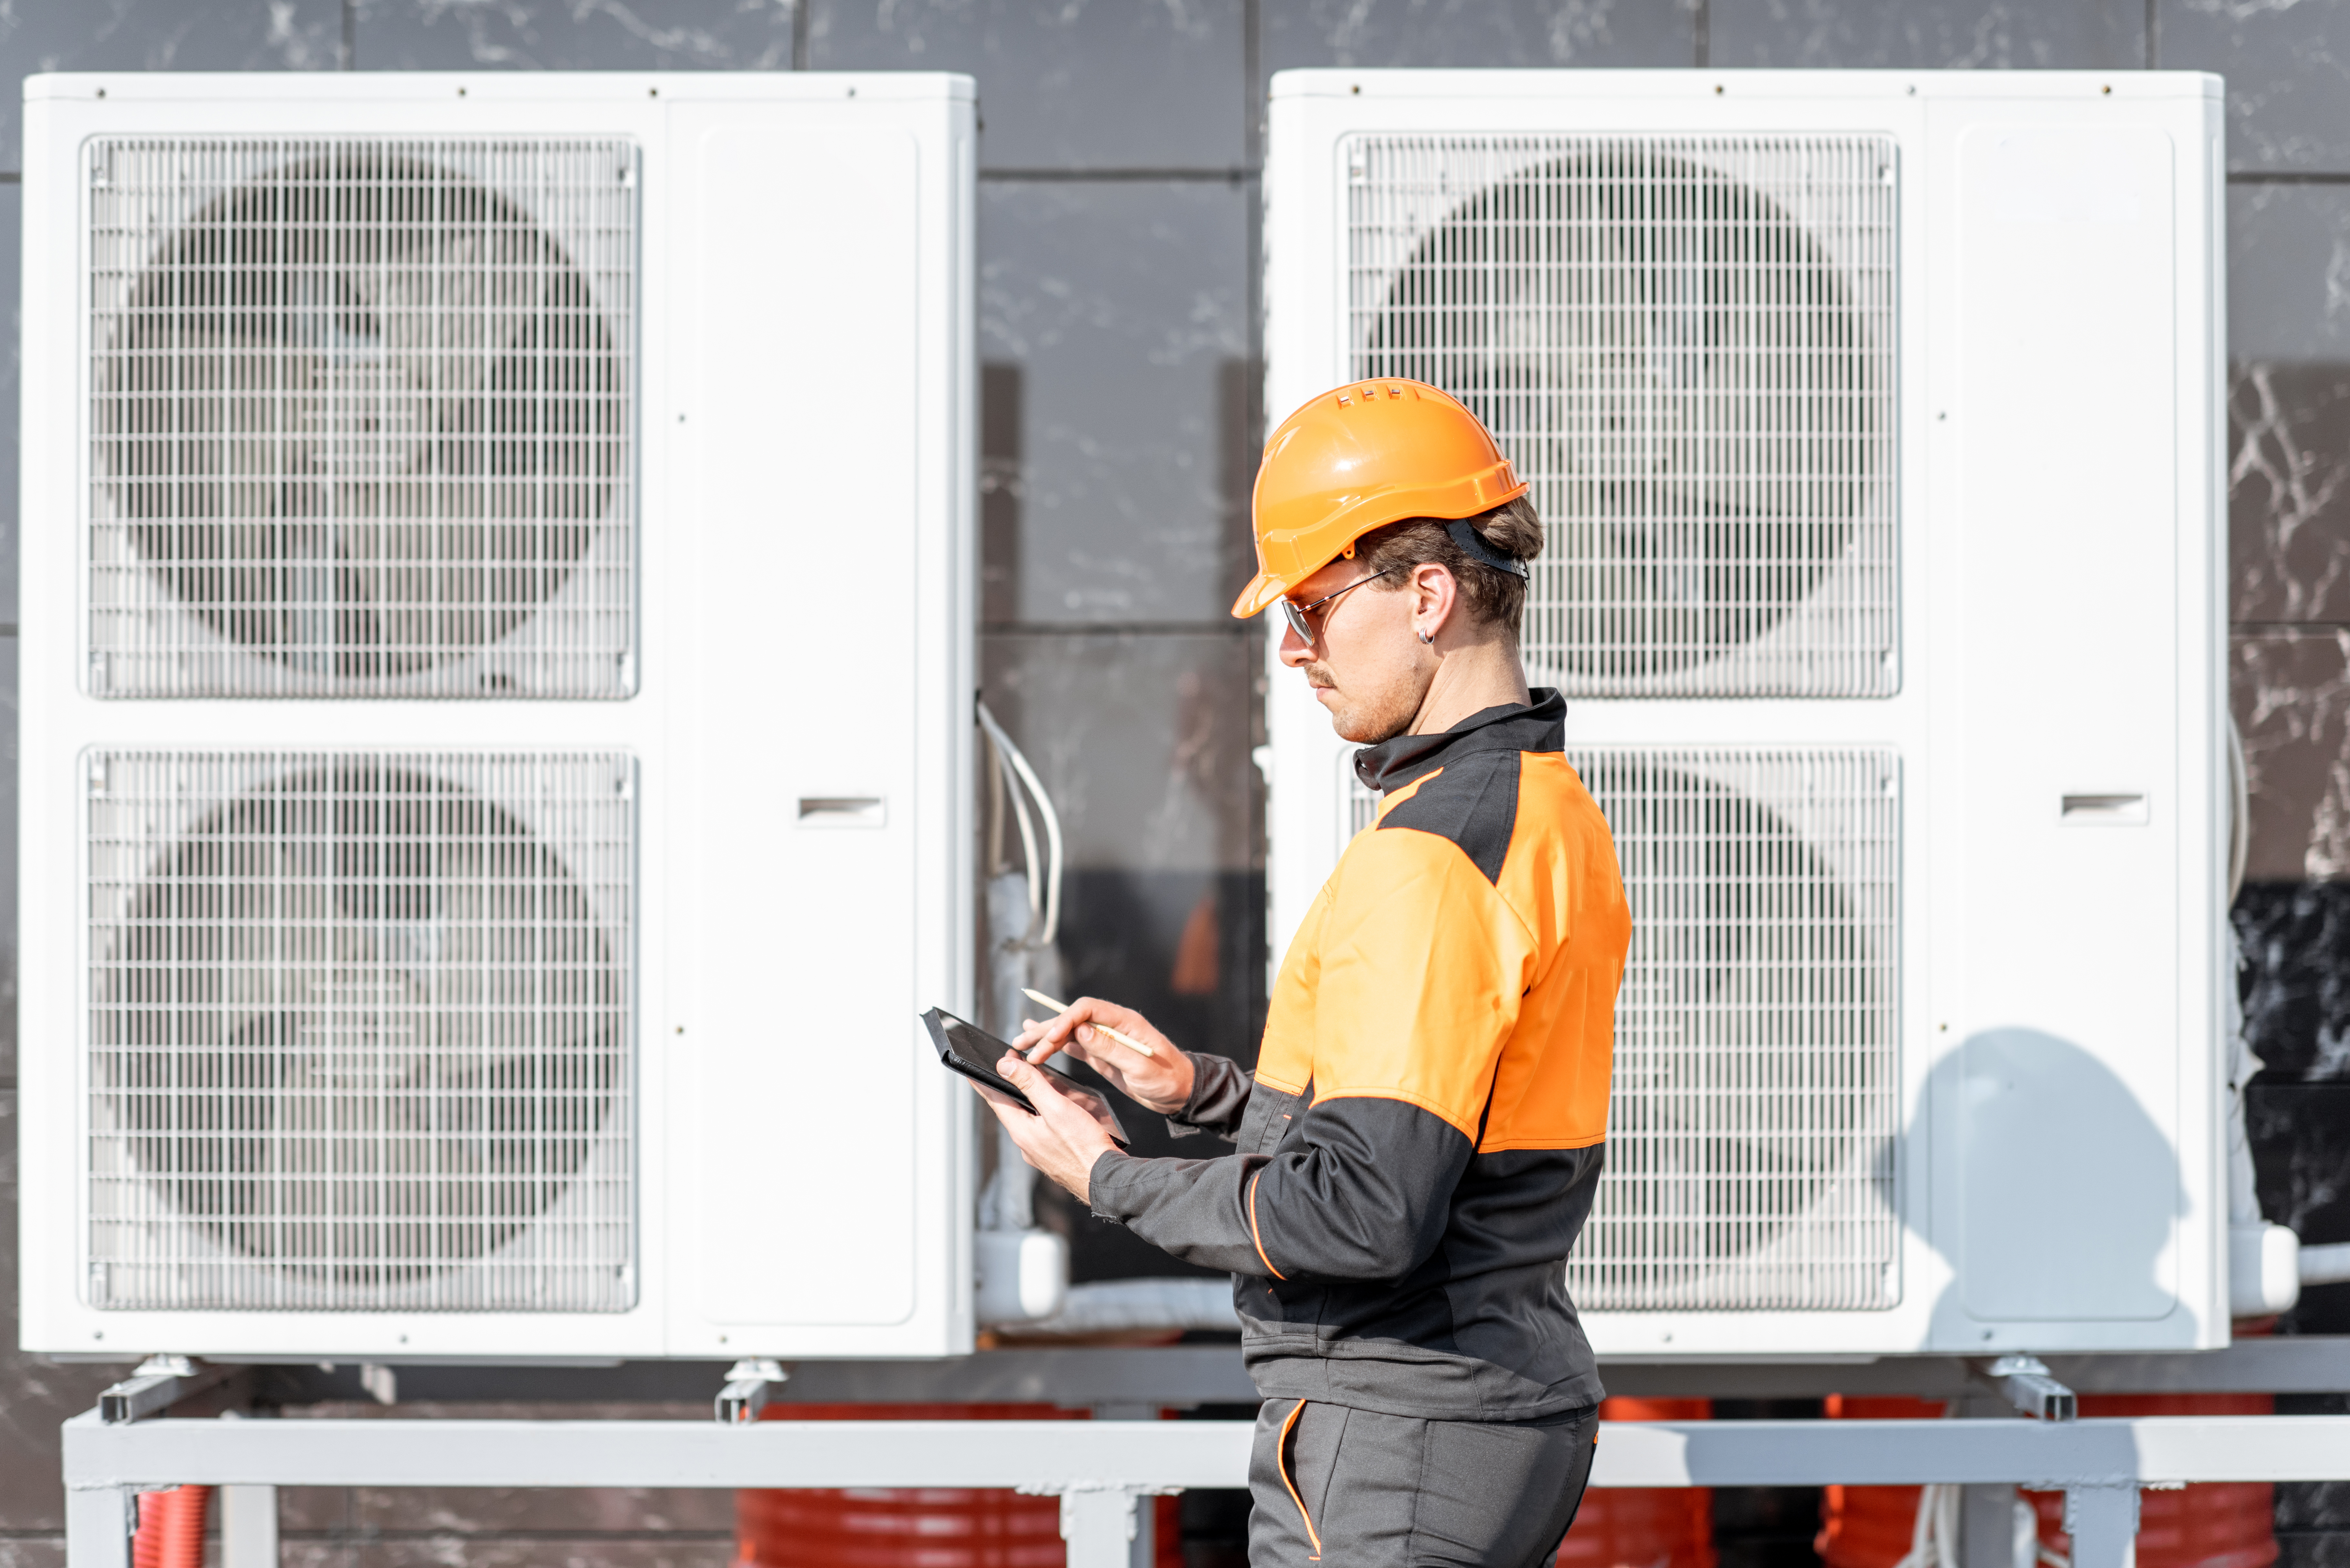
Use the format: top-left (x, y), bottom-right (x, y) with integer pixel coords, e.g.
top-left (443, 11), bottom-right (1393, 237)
top-left (974, 379), bottom-right (1631, 1568)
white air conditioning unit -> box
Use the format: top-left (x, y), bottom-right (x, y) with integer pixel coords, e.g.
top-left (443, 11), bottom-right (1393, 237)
top-left (1265, 69), bottom-right (2227, 1356)
top-left (17, 72), bottom-right (978, 1360)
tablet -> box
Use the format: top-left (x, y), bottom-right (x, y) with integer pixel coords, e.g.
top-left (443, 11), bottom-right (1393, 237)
top-left (922, 1007), bottom-right (1131, 1148)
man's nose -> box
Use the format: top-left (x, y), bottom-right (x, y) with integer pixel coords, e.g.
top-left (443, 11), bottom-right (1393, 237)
top-left (1278, 621), bottom-right (1313, 667)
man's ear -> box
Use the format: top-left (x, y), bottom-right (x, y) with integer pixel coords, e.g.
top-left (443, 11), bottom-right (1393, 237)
top-left (1412, 562), bottom-right (1459, 640)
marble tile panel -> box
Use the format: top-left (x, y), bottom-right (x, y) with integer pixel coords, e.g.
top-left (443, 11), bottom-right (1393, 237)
top-left (2235, 883), bottom-right (2350, 1080)
top-left (2232, 631), bottom-right (2350, 883)
top-left (0, 0), bottom-right (344, 171)
top-left (0, 1543), bottom-right (63, 1568)
top-left (1708, 0), bottom-right (2143, 68)
top-left (978, 181), bottom-right (1253, 627)
top-left (810, 0), bottom-right (1246, 171)
top-left (2228, 185), bottom-right (2350, 624)
top-left (350, 0), bottom-right (797, 73)
top-left (1260, 0), bottom-right (1696, 74)
top-left (2158, 0), bottom-right (2350, 175)
top-left (0, 1093), bottom-right (125, 1531)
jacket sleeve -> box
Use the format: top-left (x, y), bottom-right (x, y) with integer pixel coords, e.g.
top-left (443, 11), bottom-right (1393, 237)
top-left (1164, 1051), bottom-right (1252, 1141)
top-left (1090, 829), bottom-right (1535, 1281)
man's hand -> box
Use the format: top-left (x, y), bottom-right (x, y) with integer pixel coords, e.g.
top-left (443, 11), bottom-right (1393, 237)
top-left (1010, 997), bottom-right (1196, 1115)
top-left (971, 1053), bottom-right (1125, 1205)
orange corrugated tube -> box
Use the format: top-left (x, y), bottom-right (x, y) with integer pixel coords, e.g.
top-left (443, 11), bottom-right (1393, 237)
top-left (133, 1486), bottom-right (211, 1568)
top-left (1558, 1398), bottom-right (1716, 1568)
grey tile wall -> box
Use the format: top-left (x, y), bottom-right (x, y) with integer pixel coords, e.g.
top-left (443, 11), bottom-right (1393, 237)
top-left (3, 0), bottom-right (2349, 1562)
top-left (2160, 0), bottom-right (2350, 173)
top-left (1708, 0), bottom-right (2145, 69)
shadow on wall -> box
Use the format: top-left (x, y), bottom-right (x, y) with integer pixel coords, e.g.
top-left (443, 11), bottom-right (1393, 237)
top-left (1921, 1028), bottom-right (2180, 1347)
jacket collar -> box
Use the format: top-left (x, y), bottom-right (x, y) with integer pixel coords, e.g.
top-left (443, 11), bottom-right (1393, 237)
top-left (1352, 688), bottom-right (1566, 795)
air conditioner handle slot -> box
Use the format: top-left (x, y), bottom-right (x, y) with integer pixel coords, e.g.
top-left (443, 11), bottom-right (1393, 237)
top-left (798, 795), bottom-right (886, 828)
top-left (2060, 793), bottom-right (2148, 825)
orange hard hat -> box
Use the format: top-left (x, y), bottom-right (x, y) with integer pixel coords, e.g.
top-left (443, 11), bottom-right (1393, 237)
top-left (1231, 378), bottom-right (1528, 620)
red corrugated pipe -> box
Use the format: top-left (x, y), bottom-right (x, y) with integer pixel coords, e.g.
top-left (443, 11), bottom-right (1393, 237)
top-left (132, 1486), bottom-right (211, 1568)
top-left (1558, 1398), bottom-right (1717, 1568)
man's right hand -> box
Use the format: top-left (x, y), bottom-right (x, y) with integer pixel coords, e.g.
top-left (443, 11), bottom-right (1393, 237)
top-left (1010, 997), bottom-right (1196, 1117)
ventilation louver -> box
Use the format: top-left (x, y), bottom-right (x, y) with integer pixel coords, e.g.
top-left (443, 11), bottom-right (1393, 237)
top-left (1348, 135), bottom-right (1897, 697)
top-left (1348, 746), bottom-right (1898, 1308)
top-left (85, 752), bottom-right (635, 1311)
top-left (88, 139), bottom-right (637, 698)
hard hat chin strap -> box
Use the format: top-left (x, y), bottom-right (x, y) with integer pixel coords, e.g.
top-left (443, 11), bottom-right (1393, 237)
top-left (1444, 519), bottom-right (1531, 580)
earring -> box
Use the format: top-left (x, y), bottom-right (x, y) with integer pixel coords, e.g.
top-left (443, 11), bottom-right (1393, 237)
top-left (1418, 630), bottom-right (1434, 645)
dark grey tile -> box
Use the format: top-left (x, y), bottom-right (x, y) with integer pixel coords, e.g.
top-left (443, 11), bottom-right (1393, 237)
top-left (1260, 0), bottom-right (1696, 73)
top-left (0, 1094), bottom-right (123, 1531)
top-left (810, 0), bottom-right (1246, 171)
top-left (0, 1540), bottom-right (65, 1568)
top-left (982, 630), bottom-right (1259, 874)
top-left (2228, 185), bottom-right (2350, 625)
top-left (2231, 183), bottom-right (2350, 367)
top-left (350, 0), bottom-right (797, 72)
top-left (2159, 0), bottom-right (2350, 174)
top-left (979, 181), bottom-right (1253, 626)
top-left (0, 0), bottom-right (344, 170)
top-left (2232, 631), bottom-right (2350, 882)
top-left (1709, 0), bottom-right (2142, 68)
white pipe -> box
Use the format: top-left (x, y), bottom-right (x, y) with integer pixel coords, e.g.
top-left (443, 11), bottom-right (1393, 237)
top-left (1014, 1278), bottom-right (1239, 1336)
top-left (977, 702), bottom-right (1064, 947)
top-left (2301, 1241), bottom-right (2350, 1287)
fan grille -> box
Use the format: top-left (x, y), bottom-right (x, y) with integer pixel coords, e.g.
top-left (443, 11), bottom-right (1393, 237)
top-left (1345, 745), bottom-right (1899, 1309)
top-left (87, 138), bottom-right (637, 698)
top-left (85, 751), bottom-right (635, 1312)
top-left (1348, 134), bottom-right (1897, 697)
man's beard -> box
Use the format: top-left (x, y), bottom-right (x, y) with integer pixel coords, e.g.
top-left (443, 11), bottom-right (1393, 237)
top-left (1307, 661), bottom-right (1415, 745)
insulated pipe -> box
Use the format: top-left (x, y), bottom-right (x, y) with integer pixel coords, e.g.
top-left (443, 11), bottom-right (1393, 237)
top-left (1015, 1278), bottom-right (1241, 1335)
top-left (2300, 1242), bottom-right (2350, 1287)
top-left (132, 1487), bottom-right (210, 1568)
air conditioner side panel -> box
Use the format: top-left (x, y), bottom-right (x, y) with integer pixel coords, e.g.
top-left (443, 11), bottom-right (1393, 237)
top-left (1921, 103), bottom-right (2225, 1349)
top-left (660, 97), bottom-right (975, 1357)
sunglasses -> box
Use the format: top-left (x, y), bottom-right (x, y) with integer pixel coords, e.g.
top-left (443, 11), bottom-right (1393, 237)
top-left (1277, 566), bottom-right (1404, 647)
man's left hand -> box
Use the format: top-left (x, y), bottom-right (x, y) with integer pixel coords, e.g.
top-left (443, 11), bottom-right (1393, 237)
top-left (972, 1053), bottom-right (1124, 1204)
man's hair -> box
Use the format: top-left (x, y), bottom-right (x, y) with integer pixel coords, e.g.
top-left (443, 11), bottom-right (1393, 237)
top-left (1355, 495), bottom-right (1545, 641)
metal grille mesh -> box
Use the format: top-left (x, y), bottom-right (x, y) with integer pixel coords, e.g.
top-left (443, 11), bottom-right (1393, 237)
top-left (1347, 135), bottom-right (1898, 696)
top-left (86, 751), bottom-right (635, 1311)
top-left (88, 138), bottom-right (637, 698)
top-left (1346, 745), bottom-right (1899, 1309)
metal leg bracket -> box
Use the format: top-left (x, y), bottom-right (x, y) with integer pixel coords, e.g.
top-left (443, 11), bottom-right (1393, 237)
top-left (1021, 1482), bottom-right (1184, 1568)
top-left (1975, 1356), bottom-right (2078, 1422)
top-left (716, 1359), bottom-right (790, 1425)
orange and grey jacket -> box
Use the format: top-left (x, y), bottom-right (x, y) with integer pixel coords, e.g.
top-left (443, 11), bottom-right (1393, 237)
top-left (1087, 691), bottom-right (1632, 1421)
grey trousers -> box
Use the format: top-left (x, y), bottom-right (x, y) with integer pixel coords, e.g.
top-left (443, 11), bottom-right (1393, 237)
top-left (1247, 1397), bottom-right (1601, 1568)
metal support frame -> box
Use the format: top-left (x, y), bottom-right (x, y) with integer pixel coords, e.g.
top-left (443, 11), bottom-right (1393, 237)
top-left (60, 1340), bottom-right (2350, 1568)
top-left (62, 1412), bottom-right (2350, 1568)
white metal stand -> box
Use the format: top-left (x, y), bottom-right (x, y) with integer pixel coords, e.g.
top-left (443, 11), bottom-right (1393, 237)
top-left (61, 1412), bottom-right (2350, 1568)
